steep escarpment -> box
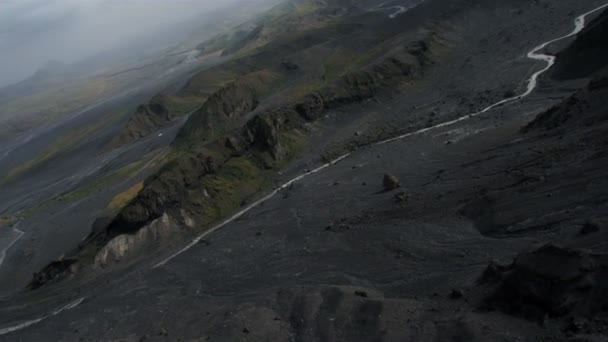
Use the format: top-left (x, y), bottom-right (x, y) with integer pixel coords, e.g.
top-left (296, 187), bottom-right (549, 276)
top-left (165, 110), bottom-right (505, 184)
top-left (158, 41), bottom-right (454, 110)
top-left (175, 69), bottom-right (283, 146)
top-left (108, 95), bottom-right (204, 148)
top-left (524, 70), bottom-right (608, 132)
top-left (552, 9), bottom-right (608, 80)
top-left (526, 9), bottom-right (608, 132)
top-left (29, 36), bottom-right (438, 281)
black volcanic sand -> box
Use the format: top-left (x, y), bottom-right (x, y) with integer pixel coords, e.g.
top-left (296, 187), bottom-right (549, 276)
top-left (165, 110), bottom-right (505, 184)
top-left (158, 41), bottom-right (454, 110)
top-left (1, 0), bottom-right (608, 340)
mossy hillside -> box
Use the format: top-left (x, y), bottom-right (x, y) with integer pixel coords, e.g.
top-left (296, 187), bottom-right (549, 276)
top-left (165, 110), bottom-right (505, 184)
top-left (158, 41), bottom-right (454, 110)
top-left (107, 181), bottom-right (145, 213)
top-left (194, 157), bottom-right (269, 226)
top-left (105, 43), bottom-right (437, 240)
top-left (78, 1), bottom-right (453, 268)
top-left (163, 95), bottom-right (205, 116)
top-left (102, 102), bottom-right (311, 243)
top-left (174, 69), bottom-right (287, 148)
top-left (112, 5), bottom-right (382, 150)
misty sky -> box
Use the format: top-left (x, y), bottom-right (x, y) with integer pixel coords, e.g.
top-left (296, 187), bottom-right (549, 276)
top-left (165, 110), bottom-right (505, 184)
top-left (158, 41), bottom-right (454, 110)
top-left (0, 0), bottom-right (241, 87)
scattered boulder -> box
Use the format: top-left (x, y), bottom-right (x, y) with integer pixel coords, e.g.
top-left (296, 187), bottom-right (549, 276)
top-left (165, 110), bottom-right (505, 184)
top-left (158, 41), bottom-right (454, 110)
top-left (295, 93), bottom-right (326, 121)
top-left (450, 289), bottom-right (464, 299)
top-left (481, 244), bottom-right (608, 321)
top-left (383, 174), bottom-right (401, 191)
top-left (281, 61), bottom-right (299, 71)
top-left (394, 191), bottom-right (408, 203)
top-left (354, 290), bottom-right (368, 298)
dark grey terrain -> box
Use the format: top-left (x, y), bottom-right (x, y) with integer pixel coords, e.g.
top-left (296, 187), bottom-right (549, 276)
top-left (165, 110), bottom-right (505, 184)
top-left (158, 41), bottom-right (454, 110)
top-left (1, 0), bottom-right (607, 341)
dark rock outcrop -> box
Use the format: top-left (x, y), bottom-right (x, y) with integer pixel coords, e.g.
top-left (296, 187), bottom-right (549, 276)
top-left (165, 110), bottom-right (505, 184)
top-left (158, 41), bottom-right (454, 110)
top-left (383, 174), bottom-right (401, 191)
top-left (481, 245), bottom-right (608, 321)
top-left (176, 80), bottom-right (259, 145)
top-left (112, 95), bottom-right (174, 144)
top-left (30, 258), bottom-right (77, 290)
top-left (523, 70), bottom-right (608, 133)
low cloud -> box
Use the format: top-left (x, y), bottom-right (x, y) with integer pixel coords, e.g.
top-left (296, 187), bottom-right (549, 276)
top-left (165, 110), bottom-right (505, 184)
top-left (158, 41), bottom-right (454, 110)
top-left (0, 0), bottom-right (244, 87)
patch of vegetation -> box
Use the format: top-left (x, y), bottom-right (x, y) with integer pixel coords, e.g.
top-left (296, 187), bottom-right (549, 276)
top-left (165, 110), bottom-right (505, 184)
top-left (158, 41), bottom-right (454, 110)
top-left (197, 157), bottom-right (270, 225)
top-left (0, 216), bottom-right (14, 229)
top-left (107, 181), bottom-right (145, 212)
top-left (182, 68), bottom-right (239, 98)
top-left (163, 96), bottom-right (205, 115)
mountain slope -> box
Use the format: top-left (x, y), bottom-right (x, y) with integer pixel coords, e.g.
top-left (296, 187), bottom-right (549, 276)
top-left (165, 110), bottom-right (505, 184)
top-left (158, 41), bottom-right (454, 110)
top-left (552, 8), bottom-right (608, 79)
top-left (5, 1), bottom-right (608, 341)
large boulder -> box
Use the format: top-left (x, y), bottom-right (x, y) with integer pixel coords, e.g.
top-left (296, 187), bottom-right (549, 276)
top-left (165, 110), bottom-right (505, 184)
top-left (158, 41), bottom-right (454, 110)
top-left (383, 174), bottom-right (401, 191)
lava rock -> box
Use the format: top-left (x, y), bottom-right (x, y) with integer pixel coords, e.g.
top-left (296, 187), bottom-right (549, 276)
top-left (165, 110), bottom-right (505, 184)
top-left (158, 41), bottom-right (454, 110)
top-left (580, 220), bottom-right (601, 235)
top-left (482, 244), bottom-right (607, 321)
top-left (450, 289), bottom-right (464, 299)
top-left (354, 290), bottom-right (368, 298)
top-left (394, 191), bottom-right (408, 203)
top-left (383, 174), bottom-right (401, 191)
top-left (281, 61), bottom-right (299, 71)
top-left (30, 258), bottom-right (78, 290)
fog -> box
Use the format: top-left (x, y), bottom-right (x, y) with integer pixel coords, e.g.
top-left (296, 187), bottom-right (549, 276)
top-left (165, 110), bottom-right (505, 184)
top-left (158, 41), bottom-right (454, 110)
top-left (0, 0), bottom-right (251, 87)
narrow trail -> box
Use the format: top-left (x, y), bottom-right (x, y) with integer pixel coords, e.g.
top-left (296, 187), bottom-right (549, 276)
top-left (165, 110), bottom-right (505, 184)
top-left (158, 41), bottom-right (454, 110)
top-left (0, 298), bottom-right (84, 336)
top-left (371, 1), bottom-right (413, 19)
top-left (0, 2), bottom-right (606, 337)
top-left (0, 226), bottom-right (24, 268)
top-left (375, 2), bottom-right (608, 145)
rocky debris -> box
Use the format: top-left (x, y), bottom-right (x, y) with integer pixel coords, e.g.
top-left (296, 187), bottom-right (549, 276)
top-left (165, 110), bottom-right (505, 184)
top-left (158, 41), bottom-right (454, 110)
top-left (394, 191), bottom-right (408, 203)
top-left (354, 290), bottom-right (368, 298)
top-left (281, 61), bottom-right (299, 71)
top-left (295, 93), bottom-right (326, 121)
top-left (481, 244), bottom-right (608, 321)
top-left (110, 95), bottom-right (174, 146)
top-left (224, 136), bottom-right (244, 155)
top-left (244, 112), bottom-right (285, 163)
top-left (177, 80), bottom-right (260, 144)
top-left (383, 174), bottom-right (401, 191)
top-left (450, 289), bottom-right (464, 299)
top-left (30, 258), bottom-right (77, 289)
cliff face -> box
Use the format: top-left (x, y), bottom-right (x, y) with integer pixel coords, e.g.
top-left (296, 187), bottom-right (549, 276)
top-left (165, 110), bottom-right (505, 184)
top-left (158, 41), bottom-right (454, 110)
top-left (108, 95), bottom-right (204, 148)
top-left (175, 70), bottom-right (283, 146)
